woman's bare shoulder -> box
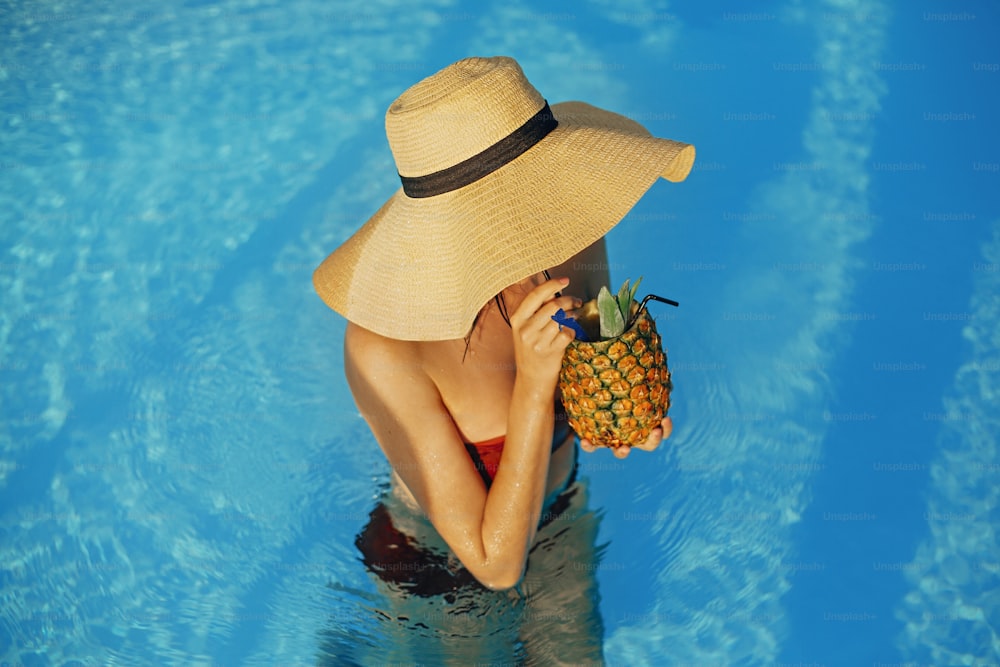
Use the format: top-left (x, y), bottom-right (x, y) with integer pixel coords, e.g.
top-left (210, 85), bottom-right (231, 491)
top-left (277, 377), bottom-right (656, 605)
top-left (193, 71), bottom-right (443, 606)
top-left (343, 322), bottom-right (438, 416)
top-left (345, 320), bottom-right (408, 356)
top-left (344, 321), bottom-right (424, 373)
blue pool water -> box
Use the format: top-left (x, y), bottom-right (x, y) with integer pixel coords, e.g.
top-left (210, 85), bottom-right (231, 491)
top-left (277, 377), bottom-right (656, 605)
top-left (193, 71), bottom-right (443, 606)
top-left (2, 0), bottom-right (998, 664)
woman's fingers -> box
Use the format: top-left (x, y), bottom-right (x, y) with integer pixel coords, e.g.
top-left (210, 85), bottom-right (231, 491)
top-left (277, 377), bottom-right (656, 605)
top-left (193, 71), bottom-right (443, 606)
top-left (509, 277), bottom-right (570, 327)
top-left (513, 283), bottom-right (579, 352)
top-left (578, 417), bottom-right (674, 457)
top-left (630, 417), bottom-right (674, 452)
top-left (509, 277), bottom-right (579, 392)
top-left (528, 295), bottom-right (582, 332)
top-left (631, 418), bottom-right (672, 452)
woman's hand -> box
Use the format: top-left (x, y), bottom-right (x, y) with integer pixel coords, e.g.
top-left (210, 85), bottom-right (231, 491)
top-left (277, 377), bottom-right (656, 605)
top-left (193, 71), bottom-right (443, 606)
top-left (579, 416), bottom-right (673, 459)
top-left (508, 277), bottom-right (582, 396)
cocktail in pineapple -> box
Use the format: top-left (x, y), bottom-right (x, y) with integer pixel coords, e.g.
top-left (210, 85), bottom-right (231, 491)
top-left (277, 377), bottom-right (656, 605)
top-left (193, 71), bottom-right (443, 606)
top-left (557, 278), bottom-right (673, 450)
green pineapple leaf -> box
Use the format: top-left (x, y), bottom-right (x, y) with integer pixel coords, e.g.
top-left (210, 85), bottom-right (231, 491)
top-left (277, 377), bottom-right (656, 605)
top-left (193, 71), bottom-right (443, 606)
top-left (626, 276), bottom-right (643, 326)
top-left (613, 276), bottom-right (644, 331)
top-left (616, 279), bottom-right (631, 325)
top-left (598, 286), bottom-right (626, 338)
top-left (629, 276), bottom-right (643, 305)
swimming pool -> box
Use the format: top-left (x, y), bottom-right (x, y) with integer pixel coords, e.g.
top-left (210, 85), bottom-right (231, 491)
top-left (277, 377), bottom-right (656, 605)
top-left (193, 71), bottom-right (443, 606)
top-left (2, 0), bottom-right (997, 664)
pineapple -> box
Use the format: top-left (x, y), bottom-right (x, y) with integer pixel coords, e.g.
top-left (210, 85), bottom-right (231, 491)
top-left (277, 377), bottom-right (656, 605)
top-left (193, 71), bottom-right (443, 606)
top-left (558, 278), bottom-right (672, 450)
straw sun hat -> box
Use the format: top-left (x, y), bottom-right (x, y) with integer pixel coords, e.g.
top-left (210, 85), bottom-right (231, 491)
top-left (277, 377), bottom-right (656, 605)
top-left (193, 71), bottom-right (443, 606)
top-left (312, 55), bottom-right (695, 341)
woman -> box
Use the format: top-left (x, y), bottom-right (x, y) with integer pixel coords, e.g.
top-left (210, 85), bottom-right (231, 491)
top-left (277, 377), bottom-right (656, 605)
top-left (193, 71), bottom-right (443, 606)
top-left (313, 56), bottom-right (695, 593)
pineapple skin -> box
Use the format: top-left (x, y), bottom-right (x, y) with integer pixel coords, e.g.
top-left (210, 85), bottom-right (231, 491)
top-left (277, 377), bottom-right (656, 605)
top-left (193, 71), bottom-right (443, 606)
top-left (558, 307), bottom-right (671, 449)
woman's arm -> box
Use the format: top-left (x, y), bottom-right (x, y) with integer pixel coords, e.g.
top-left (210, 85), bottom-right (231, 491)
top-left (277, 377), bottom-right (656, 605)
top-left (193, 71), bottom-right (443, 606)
top-left (344, 279), bottom-right (578, 590)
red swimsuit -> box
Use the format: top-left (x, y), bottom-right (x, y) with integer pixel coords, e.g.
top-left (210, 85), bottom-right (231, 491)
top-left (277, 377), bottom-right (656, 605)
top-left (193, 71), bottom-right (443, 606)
top-left (463, 403), bottom-right (572, 485)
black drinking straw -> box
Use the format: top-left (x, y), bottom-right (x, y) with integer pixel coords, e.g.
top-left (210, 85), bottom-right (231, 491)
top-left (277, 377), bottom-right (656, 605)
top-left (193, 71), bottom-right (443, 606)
top-left (627, 294), bottom-right (679, 329)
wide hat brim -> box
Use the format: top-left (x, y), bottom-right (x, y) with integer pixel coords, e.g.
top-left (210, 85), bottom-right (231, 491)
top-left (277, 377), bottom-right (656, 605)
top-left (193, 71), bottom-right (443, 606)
top-left (313, 100), bottom-right (695, 341)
